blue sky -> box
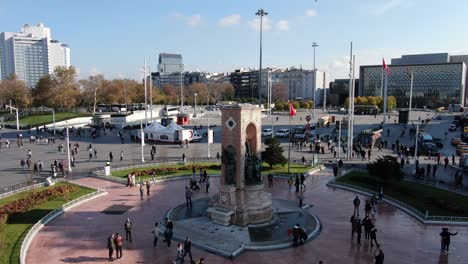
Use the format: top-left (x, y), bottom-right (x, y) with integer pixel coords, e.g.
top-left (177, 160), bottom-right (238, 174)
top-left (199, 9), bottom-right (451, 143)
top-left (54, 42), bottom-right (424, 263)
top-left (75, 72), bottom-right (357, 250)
top-left (1, 0), bottom-right (467, 80)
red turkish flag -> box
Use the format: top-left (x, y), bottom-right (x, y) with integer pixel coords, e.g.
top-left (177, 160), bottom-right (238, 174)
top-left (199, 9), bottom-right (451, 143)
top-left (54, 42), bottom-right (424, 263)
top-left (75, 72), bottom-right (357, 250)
top-left (289, 103), bottom-right (296, 117)
top-left (382, 58), bottom-right (391, 77)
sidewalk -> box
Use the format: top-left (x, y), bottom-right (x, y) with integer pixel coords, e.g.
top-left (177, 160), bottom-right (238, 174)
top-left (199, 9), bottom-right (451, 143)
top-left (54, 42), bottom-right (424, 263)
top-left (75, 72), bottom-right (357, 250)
top-left (26, 169), bottom-right (468, 263)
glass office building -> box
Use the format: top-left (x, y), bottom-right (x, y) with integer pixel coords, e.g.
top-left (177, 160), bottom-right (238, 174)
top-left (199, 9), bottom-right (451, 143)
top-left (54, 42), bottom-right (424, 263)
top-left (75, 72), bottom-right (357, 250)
top-left (359, 63), bottom-right (466, 108)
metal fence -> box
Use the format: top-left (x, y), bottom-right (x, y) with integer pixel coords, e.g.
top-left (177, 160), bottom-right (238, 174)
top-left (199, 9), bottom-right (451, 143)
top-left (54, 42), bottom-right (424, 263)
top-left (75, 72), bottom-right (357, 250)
top-left (328, 179), bottom-right (468, 225)
top-left (0, 180), bottom-right (45, 198)
top-left (19, 188), bottom-right (106, 264)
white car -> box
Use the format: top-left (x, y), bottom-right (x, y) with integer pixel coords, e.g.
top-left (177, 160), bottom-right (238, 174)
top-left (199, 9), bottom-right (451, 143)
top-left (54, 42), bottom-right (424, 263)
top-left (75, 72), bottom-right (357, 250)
top-left (449, 124), bottom-right (457, 131)
top-left (190, 131), bottom-right (202, 142)
top-left (261, 128), bottom-right (273, 137)
top-left (275, 129), bottom-right (290, 138)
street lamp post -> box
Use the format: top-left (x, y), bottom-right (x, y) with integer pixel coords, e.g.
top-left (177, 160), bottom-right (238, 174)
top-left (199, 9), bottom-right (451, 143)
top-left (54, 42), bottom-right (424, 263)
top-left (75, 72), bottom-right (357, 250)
top-left (312, 42), bottom-right (319, 119)
top-left (6, 105), bottom-right (19, 130)
top-left (256, 8), bottom-right (268, 107)
top-left (41, 106), bottom-right (55, 134)
top-left (180, 64), bottom-right (184, 109)
top-left (65, 121), bottom-right (72, 172)
top-left (408, 71), bottom-right (414, 122)
top-left (194, 93), bottom-right (198, 117)
top-left (144, 57), bottom-right (148, 125)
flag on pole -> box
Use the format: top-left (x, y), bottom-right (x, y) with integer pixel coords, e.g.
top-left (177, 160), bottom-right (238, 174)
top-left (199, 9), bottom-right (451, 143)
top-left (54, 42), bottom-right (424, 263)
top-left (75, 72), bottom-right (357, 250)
top-left (289, 103), bottom-right (296, 117)
top-left (382, 58), bottom-right (391, 77)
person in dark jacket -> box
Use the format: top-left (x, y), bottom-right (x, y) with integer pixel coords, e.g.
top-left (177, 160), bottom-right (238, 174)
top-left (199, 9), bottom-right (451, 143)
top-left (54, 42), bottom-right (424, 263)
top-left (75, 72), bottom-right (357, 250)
top-left (374, 248), bottom-right (384, 264)
top-left (440, 227), bottom-right (458, 254)
top-left (350, 214), bottom-right (356, 239)
top-left (370, 224), bottom-right (380, 247)
top-left (292, 224), bottom-right (300, 247)
top-left (362, 216), bottom-right (372, 240)
top-left (182, 237), bottom-right (194, 263)
top-left (353, 196), bottom-right (361, 216)
top-left (355, 217), bottom-right (362, 245)
top-left (107, 234), bottom-right (116, 261)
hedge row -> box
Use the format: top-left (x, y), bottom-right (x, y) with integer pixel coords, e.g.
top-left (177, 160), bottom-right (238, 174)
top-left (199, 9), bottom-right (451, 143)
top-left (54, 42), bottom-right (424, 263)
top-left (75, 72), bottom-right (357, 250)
top-left (129, 164), bottom-right (221, 177)
top-left (0, 184), bottom-right (78, 225)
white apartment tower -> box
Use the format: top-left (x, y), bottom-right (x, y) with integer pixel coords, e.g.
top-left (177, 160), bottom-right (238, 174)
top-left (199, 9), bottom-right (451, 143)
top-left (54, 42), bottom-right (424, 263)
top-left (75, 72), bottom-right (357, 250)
top-left (0, 23), bottom-right (70, 87)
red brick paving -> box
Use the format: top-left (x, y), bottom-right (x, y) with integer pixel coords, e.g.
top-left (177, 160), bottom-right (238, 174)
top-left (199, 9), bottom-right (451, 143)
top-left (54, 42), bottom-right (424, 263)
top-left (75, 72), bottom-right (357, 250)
top-left (26, 170), bottom-right (468, 263)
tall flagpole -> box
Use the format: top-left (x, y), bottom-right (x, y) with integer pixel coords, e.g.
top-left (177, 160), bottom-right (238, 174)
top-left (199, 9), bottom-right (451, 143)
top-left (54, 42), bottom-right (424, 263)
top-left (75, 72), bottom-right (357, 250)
top-left (288, 107), bottom-right (291, 174)
top-left (149, 66), bottom-right (153, 123)
top-left (144, 57), bottom-right (148, 126)
top-left (350, 55), bottom-right (356, 153)
top-left (347, 42), bottom-right (353, 160)
top-left (383, 68), bottom-right (388, 125)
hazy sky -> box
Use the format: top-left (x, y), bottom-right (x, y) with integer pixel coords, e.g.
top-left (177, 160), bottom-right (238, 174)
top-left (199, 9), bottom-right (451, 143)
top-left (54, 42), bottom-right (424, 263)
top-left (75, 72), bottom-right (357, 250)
top-left (1, 0), bottom-right (467, 80)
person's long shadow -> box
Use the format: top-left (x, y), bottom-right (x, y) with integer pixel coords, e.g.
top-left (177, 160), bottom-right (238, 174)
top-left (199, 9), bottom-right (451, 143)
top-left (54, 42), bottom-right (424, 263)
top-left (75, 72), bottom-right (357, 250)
top-left (61, 256), bottom-right (109, 263)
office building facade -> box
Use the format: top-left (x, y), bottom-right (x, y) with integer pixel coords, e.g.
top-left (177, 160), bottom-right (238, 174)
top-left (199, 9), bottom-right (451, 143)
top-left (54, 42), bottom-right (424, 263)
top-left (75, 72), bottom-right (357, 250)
top-left (158, 53), bottom-right (183, 75)
top-left (270, 68), bottom-right (329, 104)
top-left (329, 79), bottom-right (359, 106)
top-left (360, 59), bottom-right (466, 108)
top-left (0, 23), bottom-right (70, 87)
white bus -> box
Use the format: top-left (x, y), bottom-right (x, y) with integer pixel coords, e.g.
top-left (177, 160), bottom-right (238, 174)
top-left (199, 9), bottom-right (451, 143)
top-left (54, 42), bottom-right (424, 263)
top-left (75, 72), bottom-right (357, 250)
top-left (162, 106), bottom-right (180, 116)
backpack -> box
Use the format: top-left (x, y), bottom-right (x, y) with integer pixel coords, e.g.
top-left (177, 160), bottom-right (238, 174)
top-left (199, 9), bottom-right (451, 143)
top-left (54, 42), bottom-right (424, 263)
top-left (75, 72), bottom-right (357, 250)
top-left (125, 222), bottom-right (132, 230)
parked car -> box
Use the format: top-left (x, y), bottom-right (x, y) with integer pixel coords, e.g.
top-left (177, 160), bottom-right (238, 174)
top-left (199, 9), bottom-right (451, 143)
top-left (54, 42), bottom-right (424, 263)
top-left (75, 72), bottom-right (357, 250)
top-left (275, 129), bottom-right (290, 138)
top-left (432, 137), bottom-right (444, 148)
top-left (190, 131), bottom-right (202, 142)
top-left (261, 128), bottom-right (273, 137)
top-left (449, 124), bottom-right (457, 131)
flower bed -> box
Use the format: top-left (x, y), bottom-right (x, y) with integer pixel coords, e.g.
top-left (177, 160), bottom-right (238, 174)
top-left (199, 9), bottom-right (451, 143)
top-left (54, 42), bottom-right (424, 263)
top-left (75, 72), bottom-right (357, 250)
top-left (128, 164), bottom-right (221, 177)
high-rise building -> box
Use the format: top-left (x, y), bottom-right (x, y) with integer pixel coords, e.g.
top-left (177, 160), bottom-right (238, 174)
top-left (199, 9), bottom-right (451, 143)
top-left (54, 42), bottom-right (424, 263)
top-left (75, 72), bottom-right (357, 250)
top-left (329, 79), bottom-right (359, 106)
top-left (0, 23), bottom-right (70, 87)
top-left (158, 53), bottom-right (183, 75)
top-left (270, 68), bottom-right (329, 104)
top-left (359, 53), bottom-right (467, 108)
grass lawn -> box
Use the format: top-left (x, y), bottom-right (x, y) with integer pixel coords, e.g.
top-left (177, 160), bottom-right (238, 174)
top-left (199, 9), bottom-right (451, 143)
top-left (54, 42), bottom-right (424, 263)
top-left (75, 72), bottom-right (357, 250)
top-left (8, 112), bottom-right (89, 127)
top-left (111, 162), bottom-right (314, 181)
top-left (0, 182), bottom-right (95, 263)
top-left (337, 171), bottom-right (468, 217)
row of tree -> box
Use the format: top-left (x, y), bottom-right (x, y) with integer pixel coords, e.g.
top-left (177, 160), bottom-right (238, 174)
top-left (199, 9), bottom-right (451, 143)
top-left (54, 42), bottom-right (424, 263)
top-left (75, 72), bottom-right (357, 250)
top-left (274, 100), bottom-right (314, 111)
top-left (0, 67), bottom-right (235, 110)
top-left (344, 96), bottom-right (397, 110)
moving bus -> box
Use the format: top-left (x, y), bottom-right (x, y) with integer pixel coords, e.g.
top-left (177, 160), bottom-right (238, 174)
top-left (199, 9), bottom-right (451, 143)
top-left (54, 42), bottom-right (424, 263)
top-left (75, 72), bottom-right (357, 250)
top-left (162, 106), bottom-right (180, 116)
top-left (354, 105), bottom-right (380, 115)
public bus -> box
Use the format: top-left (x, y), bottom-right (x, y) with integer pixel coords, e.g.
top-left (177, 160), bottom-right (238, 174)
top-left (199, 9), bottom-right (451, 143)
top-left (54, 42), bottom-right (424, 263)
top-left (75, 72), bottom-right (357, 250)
top-left (162, 106), bottom-right (180, 116)
top-left (354, 105), bottom-right (380, 115)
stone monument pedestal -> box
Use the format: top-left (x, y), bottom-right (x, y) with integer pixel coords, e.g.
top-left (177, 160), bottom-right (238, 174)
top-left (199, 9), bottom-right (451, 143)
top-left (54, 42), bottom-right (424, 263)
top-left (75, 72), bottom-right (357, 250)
top-left (207, 104), bottom-right (273, 227)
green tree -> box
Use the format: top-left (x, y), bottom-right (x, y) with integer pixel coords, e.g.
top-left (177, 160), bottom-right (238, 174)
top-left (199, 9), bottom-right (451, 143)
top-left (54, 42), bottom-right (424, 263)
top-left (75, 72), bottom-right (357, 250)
top-left (300, 101), bottom-right (310, 109)
top-left (387, 96), bottom-right (397, 110)
top-left (306, 100), bottom-right (314, 109)
top-left (261, 137), bottom-right (287, 168)
top-left (292, 101), bottom-right (300, 111)
top-left (275, 101), bottom-right (284, 111)
top-left (355, 96), bottom-right (368, 105)
top-left (367, 96), bottom-right (377, 106)
top-left (367, 155), bottom-right (403, 181)
top-left (0, 74), bottom-right (31, 107)
top-left (49, 66), bottom-right (80, 109)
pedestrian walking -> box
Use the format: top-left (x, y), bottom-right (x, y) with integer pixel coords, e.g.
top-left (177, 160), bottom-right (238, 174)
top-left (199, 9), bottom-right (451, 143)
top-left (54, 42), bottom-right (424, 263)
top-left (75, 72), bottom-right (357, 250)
top-left (163, 218), bottom-right (174, 247)
top-left (182, 237), bottom-right (194, 263)
top-left (174, 243), bottom-right (184, 264)
top-left (146, 181), bottom-right (150, 196)
top-left (120, 150), bottom-right (124, 162)
top-left (440, 227), bottom-right (458, 254)
top-left (139, 184), bottom-right (144, 200)
top-left (107, 233), bottom-right (116, 261)
top-left (114, 233), bottom-right (123, 259)
top-left (205, 175), bottom-right (210, 193)
top-left (151, 222), bottom-right (159, 247)
top-left (295, 174), bottom-right (300, 192)
top-left (353, 196), bottom-right (361, 216)
top-left (292, 224), bottom-right (301, 247)
top-left (355, 217), bottom-right (362, 245)
top-left (287, 176), bottom-right (293, 191)
top-left (298, 191), bottom-right (304, 208)
top-left (185, 186), bottom-right (192, 207)
top-left (350, 214), bottom-right (356, 239)
top-left (109, 152), bottom-right (113, 162)
top-left (365, 200), bottom-right (372, 216)
top-left (268, 173), bottom-right (273, 187)
top-left (300, 173), bottom-right (306, 189)
top-left (362, 216), bottom-right (372, 240)
top-left (444, 157), bottom-right (449, 168)
top-left (124, 218), bottom-right (133, 242)
top-left (370, 224), bottom-right (380, 247)
top-left (433, 164), bottom-right (438, 178)
top-left (94, 148), bottom-right (97, 159)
